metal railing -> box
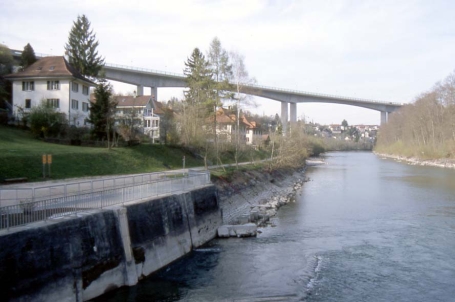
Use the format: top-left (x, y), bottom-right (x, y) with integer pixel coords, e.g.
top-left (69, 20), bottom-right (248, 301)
top-left (0, 171), bottom-right (192, 207)
top-left (0, 170), bottom-right (210, 230)
top-left (105, 62), bottom-right (184, 78)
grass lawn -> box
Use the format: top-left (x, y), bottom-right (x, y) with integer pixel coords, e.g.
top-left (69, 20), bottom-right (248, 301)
top-left (0, 126), bottom-right (204, 181)
top-left (0, 126), bottom-right (270, 182)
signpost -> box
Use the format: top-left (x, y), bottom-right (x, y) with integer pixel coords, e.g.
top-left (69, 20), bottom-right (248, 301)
top-left (42, 154), bottom-right (53, 178)
top-left (42, 154), bottom-right (47, 178)
top-left (47, 154), bottom-right (52, 177)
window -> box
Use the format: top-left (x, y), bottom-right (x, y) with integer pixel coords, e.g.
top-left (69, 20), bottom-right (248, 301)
top-left (71, 99), bottom-right (78, 110)
top-left (72, 82), bottom-right (78, 92)
top-left (82, 85), bottom-right (89, 95)
top-left (47, 81), bottom-right (59, 90)
top-left (47, 99), bottom-right (59, 108)
top-left (82, 102), bottom-right (89, 112)
top-left (25, 99), bottom-right (31, 108)
top-left (22, 81), bottom-right (34, 91)
top-left (49, 66), bottom-right (55, 71)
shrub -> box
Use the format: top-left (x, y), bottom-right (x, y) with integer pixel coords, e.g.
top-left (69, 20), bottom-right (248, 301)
top-left (29, 101), bottom-right (67, 138)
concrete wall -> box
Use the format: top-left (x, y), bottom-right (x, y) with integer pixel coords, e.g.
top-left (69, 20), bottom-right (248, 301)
top-left (0, 185), bottom-right (221, 302)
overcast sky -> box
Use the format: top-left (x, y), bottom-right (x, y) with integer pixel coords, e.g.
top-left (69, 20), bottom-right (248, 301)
top-left (2, 0), bottom-right (455, 125)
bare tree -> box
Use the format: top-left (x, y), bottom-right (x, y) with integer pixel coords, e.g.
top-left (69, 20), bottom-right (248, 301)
top-left (376, 69), bottom-right (455, 158)
top-left (229, 51), bottom-right (256, 168)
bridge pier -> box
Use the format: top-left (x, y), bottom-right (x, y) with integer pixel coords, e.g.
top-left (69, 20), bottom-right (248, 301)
top-left (281, 102), bottom-right (288, 134)
top-left (290, 103), bottom-right (297, 123)
top-left (136, 85), bottom-right (144, 96)
top-left (380, 111), bottom-right (388, 125)
top-left (151, 87), bottom-right (157, 101)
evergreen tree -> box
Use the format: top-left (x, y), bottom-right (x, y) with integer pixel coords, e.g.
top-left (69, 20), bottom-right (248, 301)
top-left (0, 44), bottom-right (14, 106)
top-left (20, 43), bottom-right (37, 68)
top-left (181, 48), bottom-right (216, 165)
top-left (88, 78), bottom-right (116, 144)
top-left (184, 48), bottom-right (214, 111)
top-left (65, 14), bottom-right (105, 78)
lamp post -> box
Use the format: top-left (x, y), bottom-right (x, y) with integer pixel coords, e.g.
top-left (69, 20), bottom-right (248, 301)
top-left (131, 90), bottom-right (136, 142)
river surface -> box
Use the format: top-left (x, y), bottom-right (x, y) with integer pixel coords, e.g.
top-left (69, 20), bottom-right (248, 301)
top-left (96, 152), bottom-right (455, 301)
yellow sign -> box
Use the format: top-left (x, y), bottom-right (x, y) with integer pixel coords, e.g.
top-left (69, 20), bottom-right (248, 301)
top-left (47, 154), bottom-right (52, 164)
top-left (42, 154), bottom-right (47, 164)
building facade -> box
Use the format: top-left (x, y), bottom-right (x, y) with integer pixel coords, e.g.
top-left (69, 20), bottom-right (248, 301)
top-left (112, 95), bottom-right (160, 142)
top-left (6, 56), bottom-right (95, 127)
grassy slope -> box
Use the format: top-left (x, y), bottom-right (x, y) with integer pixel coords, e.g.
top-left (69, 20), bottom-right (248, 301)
top-left (0, 126), bottom-right (205, 181)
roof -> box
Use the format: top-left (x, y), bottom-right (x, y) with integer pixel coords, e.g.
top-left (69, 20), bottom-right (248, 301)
top-left (210, 107), bottom-right (260, 129)
top-left (113, 95), bottom-right (151, 107)
top-left (5, 56), bottom-right (96, 85)
top-left (241, 115), bottom-right (260, 129)
top-left (151, 99), bottom-right (165, 115)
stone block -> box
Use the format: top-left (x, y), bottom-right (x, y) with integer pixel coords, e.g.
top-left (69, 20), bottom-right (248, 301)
top-left (217, 223), bottom-right (257, 238)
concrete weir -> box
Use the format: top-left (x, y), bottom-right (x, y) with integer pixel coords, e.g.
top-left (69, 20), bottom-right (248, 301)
top-left (0, 185), bottom-right (221, 302)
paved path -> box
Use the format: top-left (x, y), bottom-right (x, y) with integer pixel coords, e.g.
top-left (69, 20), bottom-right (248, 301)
top-left (0, 160), bottom-right (266, 207)
top-left (0, 160), bottom-right (265, 189)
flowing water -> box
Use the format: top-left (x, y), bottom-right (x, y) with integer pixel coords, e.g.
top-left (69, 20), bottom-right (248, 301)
top-left (96, 152), bottom-right (455, 301)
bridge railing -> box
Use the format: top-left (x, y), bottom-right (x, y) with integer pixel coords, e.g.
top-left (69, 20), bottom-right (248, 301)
top-left (105, 62), bottom-right (184, 77)
top-left (0, 171), bottom-right (210, 231)
top-left (242, 83), bottom-right (403, 106)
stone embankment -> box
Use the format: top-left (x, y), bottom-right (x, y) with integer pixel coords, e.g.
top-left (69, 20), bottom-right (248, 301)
top-left (213, 166), bottom-right (308, 237)
top-left (375, 152), bottom-right (455, 169)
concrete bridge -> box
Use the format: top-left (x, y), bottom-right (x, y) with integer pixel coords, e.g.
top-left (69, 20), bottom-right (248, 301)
top-left (103, 63), bottom-right (402, 130)
top-left (10, 49), bottom-right (403, 129)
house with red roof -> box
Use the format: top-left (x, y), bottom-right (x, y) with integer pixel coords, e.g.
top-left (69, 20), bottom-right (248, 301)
top-left (5, 56), bottom-right (96, 127)
top-left (211, 107), bottom-right (263, 145)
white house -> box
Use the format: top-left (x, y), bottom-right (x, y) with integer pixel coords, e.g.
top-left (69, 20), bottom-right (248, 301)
top-left (6, 56), bottom-right (96, 126)
top-left (242, 116), bottom-right (263, 145)
top-left (111, 95), bottom-right (160, 142)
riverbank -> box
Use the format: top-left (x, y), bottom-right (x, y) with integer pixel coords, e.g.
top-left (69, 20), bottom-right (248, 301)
top-left (212, 164), bottom-right (312, 228)
top-left (374, 152), bottom-right (455, 169)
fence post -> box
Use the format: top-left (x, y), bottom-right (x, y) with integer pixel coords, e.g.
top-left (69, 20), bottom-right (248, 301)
top-left (74, 195), bottom-right (77, 217)
top-left (6, 206), bottom-right (9, 230)
top-left (44, 200), bottom-right (47, 221)
top-left (122, 188), bottom-right (125, 206)
top-left (32, 188), bottom-right (35, 203)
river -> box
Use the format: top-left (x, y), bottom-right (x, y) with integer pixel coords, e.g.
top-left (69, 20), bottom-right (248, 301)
top-left (94, 152), bottom-right (455, 301)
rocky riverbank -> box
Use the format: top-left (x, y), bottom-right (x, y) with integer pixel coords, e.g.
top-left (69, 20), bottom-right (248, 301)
top-left (375, 152), bottom-right (455, 169)
top-left (211, 165), bottom-right (309, 231)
